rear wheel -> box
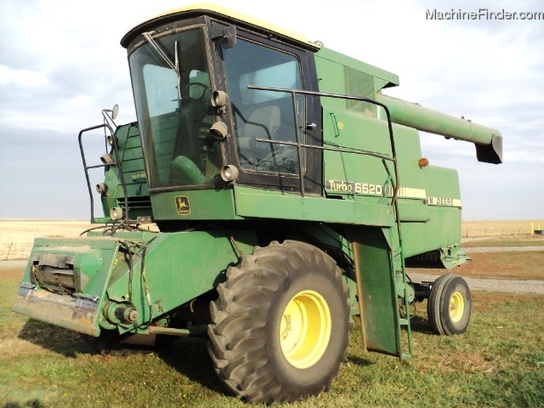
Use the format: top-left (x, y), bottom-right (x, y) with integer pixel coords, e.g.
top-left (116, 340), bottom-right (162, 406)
top-left (208, 240), bottom-right (350, 404)
top-left (427, 274), bottom-right (471, 335)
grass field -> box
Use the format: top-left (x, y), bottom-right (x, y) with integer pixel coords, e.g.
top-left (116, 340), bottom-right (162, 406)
top-left (1, 274), bottom-right (543, 407)
top-left (1, 229), bottom-right (543, 407)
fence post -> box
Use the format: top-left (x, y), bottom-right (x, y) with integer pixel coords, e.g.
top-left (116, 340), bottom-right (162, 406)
top-left (5, 242), bottom-right (13, 261)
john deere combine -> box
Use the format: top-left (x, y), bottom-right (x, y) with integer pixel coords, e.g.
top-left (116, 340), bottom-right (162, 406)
top-left (14, 4), bottom-right (502, 404)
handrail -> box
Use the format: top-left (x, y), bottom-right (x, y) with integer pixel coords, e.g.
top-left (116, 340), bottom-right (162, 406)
top-left (247, 85), bottom-right (400, 208)
top-left (78, 123), bottom-right (129, 223)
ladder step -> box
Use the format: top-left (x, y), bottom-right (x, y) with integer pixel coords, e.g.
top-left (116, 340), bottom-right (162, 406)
top-left (401, 352), bottom-right (411, 361)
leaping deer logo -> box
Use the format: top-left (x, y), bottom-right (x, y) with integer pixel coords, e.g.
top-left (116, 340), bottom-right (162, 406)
top-left (176, 196), bottom-right (190, 215)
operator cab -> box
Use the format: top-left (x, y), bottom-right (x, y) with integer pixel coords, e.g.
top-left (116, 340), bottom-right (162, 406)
top-left (121, 4), bottom-right (322, 199)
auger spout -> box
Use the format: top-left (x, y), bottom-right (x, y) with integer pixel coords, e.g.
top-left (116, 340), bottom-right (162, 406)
top-left (377, 93), bottom-right (503, 164)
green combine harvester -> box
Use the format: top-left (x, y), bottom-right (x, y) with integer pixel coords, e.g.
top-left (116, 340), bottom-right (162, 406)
top-left (14, 3), bottom-right (502, 404)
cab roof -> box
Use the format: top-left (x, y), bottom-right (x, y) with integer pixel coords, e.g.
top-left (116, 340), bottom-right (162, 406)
top-left (121, 2), bottom-right (320, 51)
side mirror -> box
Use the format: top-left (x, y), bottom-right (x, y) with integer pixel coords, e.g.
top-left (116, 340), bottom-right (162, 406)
top-left (112, 104), bottom-right (119, 120)
top-left (102, 104), bottom-right (120, 127)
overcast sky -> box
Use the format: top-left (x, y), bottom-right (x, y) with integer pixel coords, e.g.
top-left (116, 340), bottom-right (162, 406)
top-left (1, 0), bottom-right (543, 221)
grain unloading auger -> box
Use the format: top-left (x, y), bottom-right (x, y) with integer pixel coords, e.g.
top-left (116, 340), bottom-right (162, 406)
top-left (377, 93), bottom-right (502, 164)
top-left (13, 4), bottom-right (502, 404)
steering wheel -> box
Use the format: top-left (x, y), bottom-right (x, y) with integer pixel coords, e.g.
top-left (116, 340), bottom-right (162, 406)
top-left (184, 82), bottom-right (211, 102)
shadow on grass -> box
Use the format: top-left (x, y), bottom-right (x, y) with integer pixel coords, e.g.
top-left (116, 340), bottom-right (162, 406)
top-left (4, 400), bottom-right (46, 408)
top-left (17, 318), bottom-right (230, 397)
top-left (409, 315), bottom-right (435, 335)
top-left (17, 318), bottom-right (93, 357)
top-left (158, 336), bottom-right (230, 397)
top-left (346, 354), bottom-right (373, 367)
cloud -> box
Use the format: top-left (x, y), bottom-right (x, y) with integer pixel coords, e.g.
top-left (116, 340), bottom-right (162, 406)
top-left (0, 65), bottom-right (49, 88)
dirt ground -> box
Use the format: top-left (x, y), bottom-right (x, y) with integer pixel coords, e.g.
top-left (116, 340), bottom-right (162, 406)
top-left (409, 272), bottom-right (544, 295)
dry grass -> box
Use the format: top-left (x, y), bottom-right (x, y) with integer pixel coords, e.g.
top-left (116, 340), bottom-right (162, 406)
top-left (462, 220), bottom-right (544, 238)
top-left (0, 219), bottom-right (92, 261)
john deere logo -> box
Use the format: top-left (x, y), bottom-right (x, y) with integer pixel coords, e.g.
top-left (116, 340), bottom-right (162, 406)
top-left (175, 196), bottom-right (190, 215)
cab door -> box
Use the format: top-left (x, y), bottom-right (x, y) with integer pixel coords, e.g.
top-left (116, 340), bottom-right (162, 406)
top-left (219, 31), bottom-right (322, 195)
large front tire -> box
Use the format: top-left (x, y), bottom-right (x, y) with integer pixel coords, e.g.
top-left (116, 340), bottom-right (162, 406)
top-left (208, 240), bottom-right (350, 404)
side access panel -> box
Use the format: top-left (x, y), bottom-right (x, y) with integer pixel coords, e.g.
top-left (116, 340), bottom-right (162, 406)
top-left (348, 226), bottom-right (402, 357)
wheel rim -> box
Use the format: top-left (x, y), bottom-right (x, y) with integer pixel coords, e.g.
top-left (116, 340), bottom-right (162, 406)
top-left (279, 290), bottom-right (332, 369)
top-left (449, 291), bottom-right (465, 322)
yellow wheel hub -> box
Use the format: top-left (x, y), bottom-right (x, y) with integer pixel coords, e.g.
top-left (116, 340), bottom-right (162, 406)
top-left (449, 291), bottom-right (465, 322)
top-left (279, 290), bottom-right (332, 369)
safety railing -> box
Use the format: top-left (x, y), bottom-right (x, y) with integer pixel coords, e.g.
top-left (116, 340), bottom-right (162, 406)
top-left (78, 122), bottom-right (129, 223)
top-left (248, 85), bottom-right (401, 208)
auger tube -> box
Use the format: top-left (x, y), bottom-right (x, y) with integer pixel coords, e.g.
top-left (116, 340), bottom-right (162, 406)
top-left (377, 93), bottom-right (503, 164)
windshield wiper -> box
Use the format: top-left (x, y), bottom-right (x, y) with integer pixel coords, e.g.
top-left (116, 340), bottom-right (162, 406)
top-left (143, 31), bottom-right (181, 100)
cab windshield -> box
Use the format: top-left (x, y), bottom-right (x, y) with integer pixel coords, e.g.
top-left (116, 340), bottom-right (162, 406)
top-left (129, 28), bottom-right (220, 189)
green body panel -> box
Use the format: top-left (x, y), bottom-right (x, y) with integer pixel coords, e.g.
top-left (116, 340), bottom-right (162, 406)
top-left (315, 48), bottom-right (399, 94)
top-left (103, 230), bottom-right (252, 332)
top-left (150, 189), bottom-right (238, 221)
top-left (95, 122), bottom-right (151, 222)
top-left (313, 47), bottom-right (468, 264)
top-left (233, 185), bottom-right (394, 227)
top-left (315, 47), bottom-right (501, 164)
top-left (13, 229), bottom-right (255, 337)
top-left (349, 227), bottom-right (401, 356)
top-left (402, 166), bottom-right (462, 257)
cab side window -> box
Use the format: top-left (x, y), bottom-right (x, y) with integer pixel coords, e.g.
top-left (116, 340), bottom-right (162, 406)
top-left (223, 39), bottom-right (304, 174)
